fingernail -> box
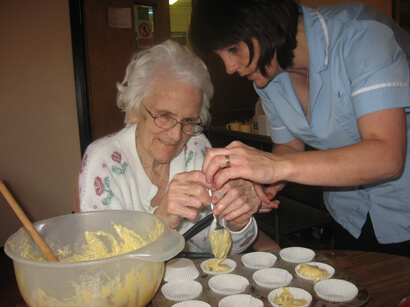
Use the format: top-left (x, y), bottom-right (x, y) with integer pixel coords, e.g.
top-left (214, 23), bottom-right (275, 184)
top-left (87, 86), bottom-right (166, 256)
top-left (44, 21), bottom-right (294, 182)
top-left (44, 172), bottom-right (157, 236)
top-left (218, 192), bottom-right (223, 198)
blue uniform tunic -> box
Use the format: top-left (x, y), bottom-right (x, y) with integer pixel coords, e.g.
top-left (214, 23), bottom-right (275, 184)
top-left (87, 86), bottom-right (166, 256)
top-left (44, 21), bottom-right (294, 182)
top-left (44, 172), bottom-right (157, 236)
top-left (255, 3), bottom-right (410, 244)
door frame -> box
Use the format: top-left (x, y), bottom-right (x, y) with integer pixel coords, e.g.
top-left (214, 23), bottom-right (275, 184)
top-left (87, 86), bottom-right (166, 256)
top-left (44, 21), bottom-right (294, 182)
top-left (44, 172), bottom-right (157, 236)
top-left (69, 0), bottom-right (92, 156)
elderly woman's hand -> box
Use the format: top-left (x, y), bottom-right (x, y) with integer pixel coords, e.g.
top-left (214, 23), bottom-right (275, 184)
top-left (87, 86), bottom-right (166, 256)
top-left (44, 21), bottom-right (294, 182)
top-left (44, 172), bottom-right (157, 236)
top-left (211, 179), bottom-right (261, 231)
top-left (154, 170), bottom-right (212, 229)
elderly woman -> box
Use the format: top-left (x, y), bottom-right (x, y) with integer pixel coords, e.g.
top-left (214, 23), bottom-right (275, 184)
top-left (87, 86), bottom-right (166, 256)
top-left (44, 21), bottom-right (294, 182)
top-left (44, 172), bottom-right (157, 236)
top-left (75, 40), bottom-right (264, 254)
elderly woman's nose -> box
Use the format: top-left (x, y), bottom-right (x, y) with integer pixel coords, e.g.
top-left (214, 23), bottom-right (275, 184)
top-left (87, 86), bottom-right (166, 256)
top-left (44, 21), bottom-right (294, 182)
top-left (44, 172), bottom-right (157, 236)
top-left (167, 124), bottom-right (183, 141)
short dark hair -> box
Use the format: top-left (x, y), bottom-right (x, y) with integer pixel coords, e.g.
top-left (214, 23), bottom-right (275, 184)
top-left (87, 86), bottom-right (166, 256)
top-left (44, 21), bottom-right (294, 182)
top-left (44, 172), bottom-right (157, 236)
top-left (189, 0), bottom-right (300, 76)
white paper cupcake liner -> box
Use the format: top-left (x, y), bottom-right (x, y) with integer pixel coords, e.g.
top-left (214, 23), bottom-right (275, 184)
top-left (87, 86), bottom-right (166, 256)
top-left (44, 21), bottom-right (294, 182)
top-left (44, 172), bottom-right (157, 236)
top-left (218, 294), bottom-right (264, 307)
top-left (279, 247), bottom-right (315, 263)
top-left (241, 251), bottom-right (277, 269)
top-left (208, 274), bottom-right (249, 295)
top-left (164, 258), bottom-right (200, 282)
top-left (314, 279), bottom-right (358, 302)
top-left (252, 268), bottom-right (293, 288)
top-left (171, 301), bottom-right (211, 307)
top-left (268, 287), bottom-right (312, 307)
top-left (200, 258), bottom-right (236, 275)
top-left (295, 262), bottom-right (335, 282)
top-left (161, 280), bottom-right (202, 302)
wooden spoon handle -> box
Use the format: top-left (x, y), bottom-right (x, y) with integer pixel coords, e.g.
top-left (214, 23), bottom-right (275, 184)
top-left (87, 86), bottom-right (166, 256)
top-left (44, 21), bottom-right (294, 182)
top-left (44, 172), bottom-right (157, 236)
top-left (0, 180), bottom-right (59, 262)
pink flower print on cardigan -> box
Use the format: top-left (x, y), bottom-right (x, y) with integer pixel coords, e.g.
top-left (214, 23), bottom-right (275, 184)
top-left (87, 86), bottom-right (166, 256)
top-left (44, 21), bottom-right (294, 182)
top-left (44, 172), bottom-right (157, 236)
top-left (202, 146), bottom-right (210, 157)
top-left (94, 176), bottom-right (114, 206)
top-left (93, 152), bottom-right (129, 206)
top-left (111, 152), bottom-right (128, 175)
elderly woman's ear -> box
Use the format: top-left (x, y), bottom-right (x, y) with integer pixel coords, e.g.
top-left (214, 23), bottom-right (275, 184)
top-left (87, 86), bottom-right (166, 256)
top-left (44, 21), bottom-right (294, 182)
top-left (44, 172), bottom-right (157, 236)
top-left (127, 110), bottom-right (139, 124)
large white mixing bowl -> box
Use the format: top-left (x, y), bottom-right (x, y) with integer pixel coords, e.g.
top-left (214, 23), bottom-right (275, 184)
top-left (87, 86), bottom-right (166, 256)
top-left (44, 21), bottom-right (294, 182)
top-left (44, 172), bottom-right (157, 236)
top-left (5, 210), bottom-right (184, 307)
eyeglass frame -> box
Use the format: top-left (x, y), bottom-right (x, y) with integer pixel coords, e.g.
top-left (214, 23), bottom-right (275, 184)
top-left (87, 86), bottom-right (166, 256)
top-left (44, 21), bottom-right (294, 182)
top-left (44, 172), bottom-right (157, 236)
top-left (142, 104), bottom-right (204, 136)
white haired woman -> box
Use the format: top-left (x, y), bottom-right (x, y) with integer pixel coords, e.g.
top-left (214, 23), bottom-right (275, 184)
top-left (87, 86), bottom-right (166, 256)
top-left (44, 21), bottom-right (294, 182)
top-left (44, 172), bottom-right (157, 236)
top-left (75, 40), bottom-right (273, 255)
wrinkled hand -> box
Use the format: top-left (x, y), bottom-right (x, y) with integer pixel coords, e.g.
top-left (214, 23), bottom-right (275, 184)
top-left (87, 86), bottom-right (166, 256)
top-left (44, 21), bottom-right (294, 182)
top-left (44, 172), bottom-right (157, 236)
top-left (202, 141), bottom-right (281, 189)
top-left (253, 182), bottom-right (285, 213)
top-left (154, 170), bottom-right (211, 229)
top-left (211, 179), bottom-right (261, 231)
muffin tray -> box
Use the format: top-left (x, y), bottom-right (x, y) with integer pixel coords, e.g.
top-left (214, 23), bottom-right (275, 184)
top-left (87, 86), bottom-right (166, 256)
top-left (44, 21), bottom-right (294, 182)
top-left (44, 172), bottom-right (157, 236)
top-left (151, 250), bottom-right (369, 306)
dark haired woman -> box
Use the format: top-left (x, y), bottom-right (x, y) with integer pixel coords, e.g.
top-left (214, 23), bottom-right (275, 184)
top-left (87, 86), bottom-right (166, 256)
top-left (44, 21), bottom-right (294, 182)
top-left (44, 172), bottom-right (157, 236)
top-left (190, 0), bottom-right (410, 256)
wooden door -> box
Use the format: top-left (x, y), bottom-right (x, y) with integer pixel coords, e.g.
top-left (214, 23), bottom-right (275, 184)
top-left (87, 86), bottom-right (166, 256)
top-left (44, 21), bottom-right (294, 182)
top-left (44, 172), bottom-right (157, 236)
top-left (83, 0), bottom-right (137, 140)
top-left (82, 0), bottom-right (170, 141)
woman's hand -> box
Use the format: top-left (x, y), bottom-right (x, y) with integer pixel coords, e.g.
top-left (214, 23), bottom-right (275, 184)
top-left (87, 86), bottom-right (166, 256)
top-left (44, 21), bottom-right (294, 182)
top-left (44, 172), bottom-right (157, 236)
top-left (202, 141), bottom-right (281, 189)
top-left (154, 170), bottom-right (212, 229)
top-left (253, 182), bottom-right (283, 213)
top-left (211, 179), bottom-right (261, 231)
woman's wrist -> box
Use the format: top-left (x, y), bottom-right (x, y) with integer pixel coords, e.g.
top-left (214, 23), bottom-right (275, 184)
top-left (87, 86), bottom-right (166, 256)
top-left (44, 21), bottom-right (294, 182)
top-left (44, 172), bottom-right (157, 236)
top-left (229, 217), bottom-right (257, 254)
top-left (273, 153), bottom-right (295, 183)
top-left (227, 218), bottom-right (251, 232)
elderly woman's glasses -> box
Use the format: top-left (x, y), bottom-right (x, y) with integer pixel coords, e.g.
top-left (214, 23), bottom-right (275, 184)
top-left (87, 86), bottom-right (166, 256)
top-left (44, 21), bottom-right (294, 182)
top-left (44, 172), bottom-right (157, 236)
top-left (143, 105), bottom-right (204, 136)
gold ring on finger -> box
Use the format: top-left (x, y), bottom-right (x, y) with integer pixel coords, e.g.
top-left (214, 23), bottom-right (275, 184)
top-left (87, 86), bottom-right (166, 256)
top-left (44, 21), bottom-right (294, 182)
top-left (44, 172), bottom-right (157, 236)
top-left (225, 155), bottom-right (231, 168)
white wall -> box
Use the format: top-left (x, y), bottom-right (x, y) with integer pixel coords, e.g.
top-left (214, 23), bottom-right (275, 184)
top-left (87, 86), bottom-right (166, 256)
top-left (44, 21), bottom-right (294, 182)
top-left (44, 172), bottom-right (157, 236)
top-left (0, 0), bottom-right (81, 246)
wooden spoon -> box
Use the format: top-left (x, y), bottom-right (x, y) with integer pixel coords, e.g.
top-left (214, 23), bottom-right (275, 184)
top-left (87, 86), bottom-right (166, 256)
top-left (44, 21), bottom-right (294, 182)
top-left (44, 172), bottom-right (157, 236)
top-left (0, 180), bottom-right (59, 262)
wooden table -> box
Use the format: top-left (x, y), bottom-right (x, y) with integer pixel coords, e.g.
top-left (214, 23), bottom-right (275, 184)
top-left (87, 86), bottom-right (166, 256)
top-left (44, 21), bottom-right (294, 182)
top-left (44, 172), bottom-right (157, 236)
top-left (320, 250), bottom-right (409, 306)
top-left (1, 248), bottom-right (408, 306)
